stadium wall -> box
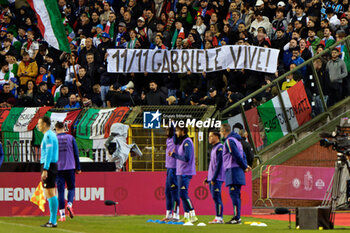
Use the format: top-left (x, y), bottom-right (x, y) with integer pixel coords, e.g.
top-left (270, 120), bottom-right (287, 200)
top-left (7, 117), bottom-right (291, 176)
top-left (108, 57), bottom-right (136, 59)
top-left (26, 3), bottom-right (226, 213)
top-left (0, 171), bottom-right (252, 216)
top-left (253, 143), bottom-right (336, 207)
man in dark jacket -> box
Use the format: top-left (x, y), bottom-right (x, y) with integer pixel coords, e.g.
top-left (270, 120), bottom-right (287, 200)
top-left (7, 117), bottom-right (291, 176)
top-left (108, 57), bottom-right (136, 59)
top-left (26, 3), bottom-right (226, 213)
top-left (55, 85), bottom-right (70, 108)
top-left (78, 38), bottom-right (102, 67)
top-left (74, 67), bottom-right (92, 96)
top-left (272, 29), bottom-right (288, 61)
top-left (0, 83), bottom-right (15, 106)
top-left (239, 129), bottom-right (254, 167)
top-left (106, 83), bottom-right (134, 107)
top-left (85, 53), bottom-right (99, 85)
top-left (97, 32), bottom-right (113, 60)
top-left (202, 87), bottom-right (225, 109)
top-left (146, 9), bottom-right (158, 33)
top-left (141, 80), bottom-right (166, 105)
top-left (34, 82), bottom-right (54, 107)
top-left (232, 123), bottom-right (254, 167)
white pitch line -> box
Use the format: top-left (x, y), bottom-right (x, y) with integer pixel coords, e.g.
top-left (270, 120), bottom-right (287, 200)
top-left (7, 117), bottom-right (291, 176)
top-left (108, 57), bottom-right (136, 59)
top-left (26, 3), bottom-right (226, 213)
top-left (0, 220), bottom-right (86, 233)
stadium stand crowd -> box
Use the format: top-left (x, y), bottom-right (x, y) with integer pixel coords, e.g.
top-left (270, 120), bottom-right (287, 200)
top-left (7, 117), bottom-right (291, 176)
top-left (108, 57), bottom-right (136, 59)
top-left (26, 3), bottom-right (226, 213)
top-left (0, 0), bottom-right (350, 114)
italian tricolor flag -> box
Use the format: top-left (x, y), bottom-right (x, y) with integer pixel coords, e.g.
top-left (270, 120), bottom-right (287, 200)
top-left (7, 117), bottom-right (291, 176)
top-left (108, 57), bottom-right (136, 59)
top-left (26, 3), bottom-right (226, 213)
top-left (33, 110), bottom-right (82, 146)
top-left (46, 110), bottom-right (81, 134)
top-left (1, 107), bottom-right (52, 132)
top-left (227, 108), bottom-right (263, 148)
top-left (258, 81), bottom-right (312, 144)
top-left (27, 0), bottom-right (71, 53)
top-left (1, 107), bottom-right (51, 162)
top-left (76, 108), bottom-right (130, 160)
top-left (76, 108), bottom-right (130, 139)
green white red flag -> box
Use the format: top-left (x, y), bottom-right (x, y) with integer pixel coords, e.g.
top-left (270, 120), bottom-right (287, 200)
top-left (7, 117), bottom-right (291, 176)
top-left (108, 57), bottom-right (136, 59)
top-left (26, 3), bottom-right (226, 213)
top-left (27, 0), bottom-right (71, 53)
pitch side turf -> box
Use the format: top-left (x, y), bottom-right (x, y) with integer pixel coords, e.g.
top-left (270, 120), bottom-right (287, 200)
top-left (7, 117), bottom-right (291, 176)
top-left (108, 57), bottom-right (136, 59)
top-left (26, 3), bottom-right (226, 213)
top-left (0, 216), bottom-right (350, 233)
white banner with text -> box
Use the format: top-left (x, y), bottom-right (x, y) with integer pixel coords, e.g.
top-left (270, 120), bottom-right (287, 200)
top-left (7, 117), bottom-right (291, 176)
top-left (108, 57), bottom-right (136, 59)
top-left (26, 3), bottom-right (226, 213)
top-left (107, 45), bottom-right (279, 74)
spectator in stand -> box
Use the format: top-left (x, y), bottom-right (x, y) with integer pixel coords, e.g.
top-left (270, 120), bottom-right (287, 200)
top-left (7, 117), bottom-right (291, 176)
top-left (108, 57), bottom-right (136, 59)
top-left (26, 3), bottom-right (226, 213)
top-left (98, 32), bottom-right (113, 60)
top-left (283, 38), bottom-right (298, 68)
top-left (326, 48), bottom-right (348, 105)
top-left (192, 16), bottom-right (206, 41)
top-left (141, 80), bottom-right (166, 105)
top-left (105, 12), bottom-right (117, 40)
top-left (65, 93), bottom-right (80, 109)
top-left (326, 7), bottom-right (341, 32)
top-left (320, 27), bottom-right (336, 49)
top-left (307, 27), bottom-right (321, 55)
top-left (228, 10), bottom-right (244, 33)
top-left (16, 26), bottom-right (27, 45)
top-left (55, 85), bottom-right (70, 108)
top-left (74, 67), bottom-right (92, 96)
top-left (100, 1), bottom-right (112, 24)
top-left (106, 83), bottom-right (134, 107)
top-left (0, 83), bottom-right (15, 106)
top-left (44, 52), bottom-right (62, 80)
top-left (123, 10), bottom-right (137, 31)
top-left (238, 128), bottom-right (254, 168)
top-left (17, 51), bottom-right (38, 87)
top-left (18, 80), bottom-right (36, 107)
top-left (21, 30), bottom-right (39, 59)
top-left (6, 31), bottom-right (21, 56)
top-left (339, 16), bottom-right (350, 34)
top-left (291, 4), bottom-right (308, 27)
top-left (91, 84), bottom-right (103, 107)
top-left (253, 27), bottom-right (270, 47)
top-left (271, 8), bottom-right (288, 39)
top-left (36, 64), bottom-right (55, 92)
top-left (78, 38), bottom-right (101, 67)
top-left (201, 87), bottom-right (225, 110)
top-left (0, 38), bottom-right (18, 58)
top-left (52, 79), bottom-right (64, 104)
top-left (197, 0), bottom-right (215, 25)
top-left (272, 28), bottom-right (288, 58)
top-left (294, 20), bottom-right (308, 39)
top-left (34, 82), bottom-right (54, 107)
top-left (335, 30), bottom-right (350, 96)
top-left (299, 39), bottom-right (312, 61)
top-left (154, 34), bottom-right (168, 49)
top-left (249, 10), bottom-right (272, 38)
top-left (282, 68), bottom-right (297, 91)
top-left (85, 53), bottom-right (99, 85)
top-left (92, 24), bottom-right (104, 47)
top-left (312, 58), bottom-right (331, 114)
top-left (127, 29), bottom-right (138, 49)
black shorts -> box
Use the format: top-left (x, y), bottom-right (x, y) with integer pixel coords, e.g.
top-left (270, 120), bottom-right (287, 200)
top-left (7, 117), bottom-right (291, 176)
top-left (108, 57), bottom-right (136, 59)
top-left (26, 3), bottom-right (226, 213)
top-left (41, 163), bottom-right (58, 189)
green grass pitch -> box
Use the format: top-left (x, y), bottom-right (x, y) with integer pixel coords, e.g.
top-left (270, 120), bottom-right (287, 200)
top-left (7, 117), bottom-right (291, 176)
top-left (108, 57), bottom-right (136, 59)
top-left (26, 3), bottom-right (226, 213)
top-left (0, 216), bottom-right (350, 233)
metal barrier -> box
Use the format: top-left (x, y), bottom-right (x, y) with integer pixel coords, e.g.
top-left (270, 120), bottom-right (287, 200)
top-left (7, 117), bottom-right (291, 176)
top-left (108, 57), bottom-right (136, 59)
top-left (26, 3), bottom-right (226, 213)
top-left (254, 165), bottom-right (274, 207)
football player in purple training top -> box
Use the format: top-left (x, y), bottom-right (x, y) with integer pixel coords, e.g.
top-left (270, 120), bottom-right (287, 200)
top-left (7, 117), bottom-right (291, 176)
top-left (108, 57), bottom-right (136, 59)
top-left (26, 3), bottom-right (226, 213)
top-left (161, 127), bottom-right (180, 222)
top-left (220, 123), bottom-right (251, 224)
top-left (55, 122), bottom-right (81, 222)
top-left (204, 130), bottom-right (225, 224)
top-left (169, 126), bottom-right (198, 223)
